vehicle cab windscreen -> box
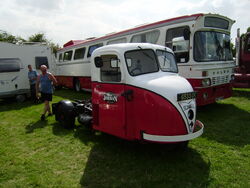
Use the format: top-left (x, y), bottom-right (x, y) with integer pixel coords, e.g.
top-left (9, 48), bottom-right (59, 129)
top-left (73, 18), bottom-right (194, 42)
top-left (194, 31), bottom-right (233, 62)
top-left (156, 50), bottom-right (178, 73)
top-left (125, 49), bottom-right (159, 76)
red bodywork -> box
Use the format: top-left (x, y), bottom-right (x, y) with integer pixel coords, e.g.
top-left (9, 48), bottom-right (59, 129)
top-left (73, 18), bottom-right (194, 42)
top-left (189, 79), bottom-right (233, 106)
top-left (234, 32), bottom-right (250, 88)
top-left (56, 76), bottom-right (91, 90)
top-left (91, 82), bottom-right (187, 141)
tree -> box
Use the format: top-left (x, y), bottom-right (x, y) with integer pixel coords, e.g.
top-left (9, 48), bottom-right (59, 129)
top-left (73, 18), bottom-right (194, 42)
top-left (28, 33), bottom-right (47, 43)
top-left (28, 33), bottom-right (60, 53)
top-left (0, 31), bottom-right (25, 43)
top-left (49, 42), bottom-right (60, 54)
top-left (231, 42), bottom-right (236, 57)
top-left (247, 27), bottom-right (250, 33)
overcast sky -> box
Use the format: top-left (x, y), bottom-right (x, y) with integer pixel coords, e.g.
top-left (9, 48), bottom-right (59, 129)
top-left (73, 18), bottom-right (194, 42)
top-left (0, 0), bottom-right (249, 46)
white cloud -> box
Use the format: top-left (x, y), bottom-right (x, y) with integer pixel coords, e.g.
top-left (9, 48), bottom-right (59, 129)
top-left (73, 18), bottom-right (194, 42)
top-left (0, 0), bottom-right (249, 46)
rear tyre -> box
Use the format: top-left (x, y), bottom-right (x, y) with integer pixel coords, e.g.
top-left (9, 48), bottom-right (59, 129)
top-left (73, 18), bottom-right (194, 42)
top-left (74, 79), bottom-right (81, 92)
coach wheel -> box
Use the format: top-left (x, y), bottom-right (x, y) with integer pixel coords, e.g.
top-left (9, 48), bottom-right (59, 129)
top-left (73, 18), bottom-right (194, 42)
top-left (55, 85), bottom-right (62, 90)
top-left (74, 79), bottom-right (81, 92)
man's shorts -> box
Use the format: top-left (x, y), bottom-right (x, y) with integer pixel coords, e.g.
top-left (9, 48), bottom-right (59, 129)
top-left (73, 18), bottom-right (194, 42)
top-left (41, 92), bottom-right (52, 102)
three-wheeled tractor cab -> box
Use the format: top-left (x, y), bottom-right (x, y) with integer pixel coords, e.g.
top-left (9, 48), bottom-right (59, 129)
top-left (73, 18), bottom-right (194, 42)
top-left (53, 43), bottom-right (204, 144)
top-left (234, 30), bottom-right (250, 88)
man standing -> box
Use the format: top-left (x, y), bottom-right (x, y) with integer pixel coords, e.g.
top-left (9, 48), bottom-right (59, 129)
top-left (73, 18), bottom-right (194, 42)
top-left (36, 65), bottom-right (57, 121)
top-left (27, 65), bottom-right (38, 103)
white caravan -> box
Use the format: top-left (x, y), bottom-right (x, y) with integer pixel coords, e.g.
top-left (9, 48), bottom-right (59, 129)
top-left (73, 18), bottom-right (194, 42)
top-left (0, 42), bottom-right (55, 101)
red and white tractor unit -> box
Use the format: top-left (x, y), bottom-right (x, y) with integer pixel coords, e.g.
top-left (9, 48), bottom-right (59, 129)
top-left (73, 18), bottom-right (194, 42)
top-left (234, 29), bottom-right (250, 88)
top-left (53, 43), bottom-right (204, 145)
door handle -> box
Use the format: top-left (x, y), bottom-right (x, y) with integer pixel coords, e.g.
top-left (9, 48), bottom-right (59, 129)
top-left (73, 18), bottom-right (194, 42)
top-left (121, 90), bottom-right (133, 101)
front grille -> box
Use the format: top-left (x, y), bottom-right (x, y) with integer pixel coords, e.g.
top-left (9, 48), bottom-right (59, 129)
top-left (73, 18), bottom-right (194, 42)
top-left (211, 75), bottom-right (230, 85)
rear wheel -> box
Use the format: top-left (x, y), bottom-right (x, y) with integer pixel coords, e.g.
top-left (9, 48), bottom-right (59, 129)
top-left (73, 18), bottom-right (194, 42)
top-left (74, 79), bottom-right (81, 92)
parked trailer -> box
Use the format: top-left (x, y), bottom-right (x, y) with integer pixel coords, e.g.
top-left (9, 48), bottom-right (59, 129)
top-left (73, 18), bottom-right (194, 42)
top-left (53, 43), bottom-right (204, 146)
top-left (234, 29), bottom-right (250, 88)
top-left (0, 42), bottom-right (55, 101)
top-left (55, 13), bottom-right (235, 106)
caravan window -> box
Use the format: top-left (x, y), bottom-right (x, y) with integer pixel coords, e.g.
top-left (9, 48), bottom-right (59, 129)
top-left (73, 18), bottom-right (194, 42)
top-left (35, 57), bottom-right (49, 69)
top-left (131, 30), bottom-right (160, 44)
top-left (87, 43), bottom-right (103, 57)
top-left (74, 47), bottom-right (86, 60)
top-left (0, 58), bottom-right (21, 73)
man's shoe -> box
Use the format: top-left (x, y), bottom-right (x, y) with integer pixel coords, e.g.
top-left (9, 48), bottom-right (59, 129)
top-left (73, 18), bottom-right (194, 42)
top-left (41, 114), bottom-right (45, 121)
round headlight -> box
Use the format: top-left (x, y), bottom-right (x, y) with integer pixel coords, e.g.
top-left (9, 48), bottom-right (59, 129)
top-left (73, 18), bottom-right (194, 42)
top-left (188, 109), bottom-right (194, 120)
top-left (202, 78), bottom-right (211, 87)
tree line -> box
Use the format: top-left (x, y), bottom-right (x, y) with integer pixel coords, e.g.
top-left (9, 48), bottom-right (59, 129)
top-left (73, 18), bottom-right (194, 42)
top-left (0, 31), bottom-right (60, 53)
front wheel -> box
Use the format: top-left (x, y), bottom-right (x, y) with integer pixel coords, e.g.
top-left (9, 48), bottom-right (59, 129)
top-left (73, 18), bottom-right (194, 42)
top-left (176, 141), bottom-right (189, 150)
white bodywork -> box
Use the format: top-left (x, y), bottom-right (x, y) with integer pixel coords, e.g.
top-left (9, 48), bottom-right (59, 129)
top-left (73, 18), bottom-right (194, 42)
top-left (56, 13), bottom-right (235, 89)
top-left (0, 42), bottom-right (55, 99)
top-left (55, 59), bottom-right (91, 77)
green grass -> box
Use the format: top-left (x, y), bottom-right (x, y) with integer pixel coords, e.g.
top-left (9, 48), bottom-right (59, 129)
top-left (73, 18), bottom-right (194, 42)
top-left (0, 88), bottom-right (249, 187)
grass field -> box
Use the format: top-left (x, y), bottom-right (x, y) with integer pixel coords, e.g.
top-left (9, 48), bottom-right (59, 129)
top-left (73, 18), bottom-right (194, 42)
top-left (0, 88), bottom-right (249, 187)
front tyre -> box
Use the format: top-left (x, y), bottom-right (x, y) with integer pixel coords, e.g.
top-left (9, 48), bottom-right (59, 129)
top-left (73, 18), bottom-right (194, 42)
top-left (176, 141), bottom-right (189, 150)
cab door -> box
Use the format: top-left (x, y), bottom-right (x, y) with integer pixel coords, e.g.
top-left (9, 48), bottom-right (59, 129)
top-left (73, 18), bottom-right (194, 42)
top-left (92, 54), bottom-right (127, 139)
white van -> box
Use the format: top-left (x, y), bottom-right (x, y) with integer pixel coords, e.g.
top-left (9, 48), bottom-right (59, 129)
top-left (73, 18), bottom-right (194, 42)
top-left (0, 42), bottom-right (55, 102)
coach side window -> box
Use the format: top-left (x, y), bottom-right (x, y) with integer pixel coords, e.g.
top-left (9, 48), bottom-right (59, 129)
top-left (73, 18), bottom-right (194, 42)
top-left (100, 55), bottom-right (121, 82)
top-left (107, 38), bottom-right (127, 45)
top-left (74, 47), bottom-right (86, 60)
top-left (131, 30), bottom-right (160, 44)
top-left (166, 26), bottom-right (190, 63)
top-left (63, 50), bottom-right (73, 61)
top-left (87, 43), bottom-right (103, 57)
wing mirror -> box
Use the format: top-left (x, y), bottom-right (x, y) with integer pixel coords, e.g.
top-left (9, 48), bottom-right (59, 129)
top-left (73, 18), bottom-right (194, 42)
top-left (94, 57), bottom-right (103, 68)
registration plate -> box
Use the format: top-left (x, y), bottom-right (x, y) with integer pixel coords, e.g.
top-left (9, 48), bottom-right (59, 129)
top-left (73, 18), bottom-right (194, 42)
top-left (177, 92), bottom-right (196, 101)
top-left (216, 96), bottom-right (224, 101)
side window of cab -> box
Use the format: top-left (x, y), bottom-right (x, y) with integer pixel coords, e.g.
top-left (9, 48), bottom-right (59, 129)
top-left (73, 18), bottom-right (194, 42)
top-left (99, 55), bottom-right (121, 82)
